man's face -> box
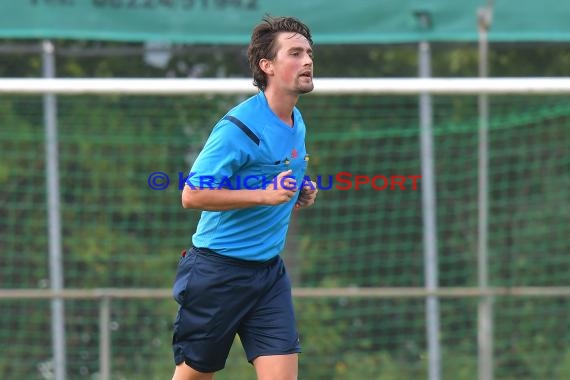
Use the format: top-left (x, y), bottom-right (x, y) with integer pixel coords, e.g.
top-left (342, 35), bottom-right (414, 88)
top-left (267, 32), bottom-right (314, 95)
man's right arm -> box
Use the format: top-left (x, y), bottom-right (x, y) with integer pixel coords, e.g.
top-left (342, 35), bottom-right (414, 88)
top-left (182, 170), bottom-right (297, 211)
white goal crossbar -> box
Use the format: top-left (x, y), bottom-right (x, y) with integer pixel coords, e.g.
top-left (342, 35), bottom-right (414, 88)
top-left (1, 77), bottom-right (570, 95)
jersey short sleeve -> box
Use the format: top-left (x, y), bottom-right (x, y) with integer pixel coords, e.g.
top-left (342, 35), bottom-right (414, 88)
top-left (186, 120), bottom-right (255, 189)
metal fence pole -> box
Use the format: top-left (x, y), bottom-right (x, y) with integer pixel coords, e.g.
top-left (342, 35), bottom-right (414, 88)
top-left (419, 40), bottom-right (441, 380)
top-left (477, 4), bottom-right (495, 380)
top-left (43, 39), bottom-right (67, 380)
top-left (99, 297), bottom-right (111, 380)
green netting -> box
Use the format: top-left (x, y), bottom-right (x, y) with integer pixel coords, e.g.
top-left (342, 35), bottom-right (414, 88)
top-left (1, 93), bottom-right (569, 379)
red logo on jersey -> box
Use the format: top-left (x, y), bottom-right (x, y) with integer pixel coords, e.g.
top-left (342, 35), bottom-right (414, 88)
top-left (291, 148), bottom-right (298, 159)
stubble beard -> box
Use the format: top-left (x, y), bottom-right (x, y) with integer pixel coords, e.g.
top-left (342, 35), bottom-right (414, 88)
top-left (296, 79), bottom-right (314, 94)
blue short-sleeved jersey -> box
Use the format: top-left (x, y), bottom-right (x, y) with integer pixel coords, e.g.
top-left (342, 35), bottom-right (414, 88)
top-left (186, 92), bottom-right (308, 261)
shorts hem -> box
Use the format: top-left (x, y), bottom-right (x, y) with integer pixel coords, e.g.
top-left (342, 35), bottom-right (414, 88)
top-left (247, 349), bottom-right (302, 364)
top-left (174, 356), bottom-right (223, 373)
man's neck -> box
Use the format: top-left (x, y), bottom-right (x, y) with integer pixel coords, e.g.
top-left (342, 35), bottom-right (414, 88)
top-left (263, 88), bottom-right (298, 127)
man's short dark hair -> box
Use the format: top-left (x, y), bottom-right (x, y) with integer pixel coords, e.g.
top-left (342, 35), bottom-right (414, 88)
top-left (248, 15), bottom-right (313, 91)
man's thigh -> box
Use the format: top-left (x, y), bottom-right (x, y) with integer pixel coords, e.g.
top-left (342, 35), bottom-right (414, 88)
top-left (253, 354), bottom-right (298, 380)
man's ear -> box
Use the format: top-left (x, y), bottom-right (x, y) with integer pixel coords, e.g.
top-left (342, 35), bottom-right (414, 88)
top-left (259, 58), bottom-right (274, 76)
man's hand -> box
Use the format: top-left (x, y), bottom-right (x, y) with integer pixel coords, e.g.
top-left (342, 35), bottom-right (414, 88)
top-left (295, 180), bottom-right (318, 210)
top-left (262, 170), bottom-right (298, 205)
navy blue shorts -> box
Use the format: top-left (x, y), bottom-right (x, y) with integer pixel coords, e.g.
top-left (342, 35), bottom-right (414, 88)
top-left (171, 247), bottom-right (301, 373)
